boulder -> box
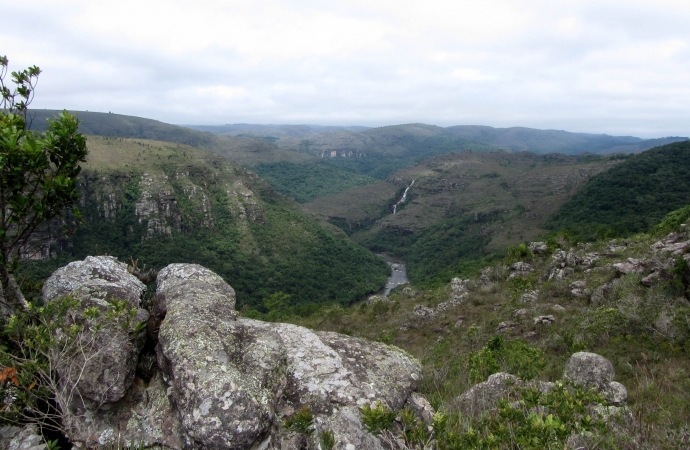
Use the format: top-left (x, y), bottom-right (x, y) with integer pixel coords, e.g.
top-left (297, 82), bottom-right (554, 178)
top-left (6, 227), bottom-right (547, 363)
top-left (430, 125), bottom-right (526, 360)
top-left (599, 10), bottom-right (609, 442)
top-left (563, 352), bottom-right (615, 390)
top-left (495, 321), bottom-right (518, 334)
top-left (452, 373), bottom-right (520, 418)
top-left (156, 263), bottom-right (423, 449)
top-left (528, 242), bottom-right (547, 254)
top-left (412, 305), bottom-right (436, 319)
top-left (533, 315), bottom-right (555, 326)
top-left (42, 256), bottom-right (162, 448)
top-left (509, 262), bottom-right (533, 279)
top-left (613, 258), bottom-right (647, 275)
top-left (42, 256), bottom-right (147, 405)
top-left (0, 424), bottom-right (46, 450)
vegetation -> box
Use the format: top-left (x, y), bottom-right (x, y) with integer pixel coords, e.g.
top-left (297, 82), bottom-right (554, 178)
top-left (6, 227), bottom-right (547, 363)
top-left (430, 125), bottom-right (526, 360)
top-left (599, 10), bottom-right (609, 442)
top-left (0, 57), bottom-right (88, 315)
top-left (288, 205), bottom-right (690, 448)
top-left (251, 161), bottom-right (377, 203)
top-left (17, 137), bottom-right (388, 310)
top-left (548, 140), bottom-right (690, 241)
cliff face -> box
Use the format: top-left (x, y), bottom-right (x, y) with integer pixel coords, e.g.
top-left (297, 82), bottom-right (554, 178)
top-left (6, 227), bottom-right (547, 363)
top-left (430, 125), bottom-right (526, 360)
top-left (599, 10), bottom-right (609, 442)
top-left (41, 257), bottom-right (425, 450)
top-left (24, 136), bottom-right (388, 309)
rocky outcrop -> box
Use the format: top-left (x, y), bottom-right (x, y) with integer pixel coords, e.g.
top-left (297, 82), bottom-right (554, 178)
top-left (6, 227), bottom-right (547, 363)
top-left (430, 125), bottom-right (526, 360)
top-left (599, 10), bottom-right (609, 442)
top-left (563, 352), bottom-right (628, 406)
top-left (451, 352), bottom-right (628, 418)
top-left (155, 262), bottom-right (422, 449)
top-left (43, 258), bottom-right (426, 449)
top-left (42, 256), bottom-right (148, 405)
top-left (41, 256), bottom-right (156, 447)
top-left (0, 424), bottom-right (46, 450)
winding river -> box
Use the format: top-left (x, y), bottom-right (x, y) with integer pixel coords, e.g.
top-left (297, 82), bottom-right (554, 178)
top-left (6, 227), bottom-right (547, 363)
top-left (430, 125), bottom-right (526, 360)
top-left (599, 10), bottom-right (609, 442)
top-left (377, 254), bottom-right (409, 296)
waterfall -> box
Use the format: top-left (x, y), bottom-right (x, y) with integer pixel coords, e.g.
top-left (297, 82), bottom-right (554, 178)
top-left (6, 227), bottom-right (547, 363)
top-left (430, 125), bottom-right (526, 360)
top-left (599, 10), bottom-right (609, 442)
top-left (392, 179), bottom-right (415, 214)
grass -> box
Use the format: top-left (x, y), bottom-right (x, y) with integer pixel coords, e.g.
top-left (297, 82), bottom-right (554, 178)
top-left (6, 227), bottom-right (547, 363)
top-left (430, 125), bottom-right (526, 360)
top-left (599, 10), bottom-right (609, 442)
top-left (284, 222), bottom-right (690, 448)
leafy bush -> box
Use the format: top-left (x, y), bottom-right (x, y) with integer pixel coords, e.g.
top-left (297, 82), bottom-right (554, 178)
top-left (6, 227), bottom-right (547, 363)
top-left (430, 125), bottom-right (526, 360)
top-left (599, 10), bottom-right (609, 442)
top-left (653, 204), bottom-right (690, 236)
top-left (359, 400), bottom-right (396, 436)
top-left (466, 336), bottom-right (545, 383)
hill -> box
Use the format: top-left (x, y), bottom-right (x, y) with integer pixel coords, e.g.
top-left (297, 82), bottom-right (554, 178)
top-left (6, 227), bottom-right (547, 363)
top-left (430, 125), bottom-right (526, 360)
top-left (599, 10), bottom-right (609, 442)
top-left (305, 151), bottom-right (621, 285)
top-left (285, 206), bottom-right (690, 449)
top-left (20, 136), bottom-right (389, 309)
top-left (547, 140), bottom-right (690, 241)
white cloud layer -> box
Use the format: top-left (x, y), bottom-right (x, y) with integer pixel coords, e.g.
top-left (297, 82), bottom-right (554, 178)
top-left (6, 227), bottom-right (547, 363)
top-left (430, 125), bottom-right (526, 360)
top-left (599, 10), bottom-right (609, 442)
top-left (2, 0), bottom-right (689, 137)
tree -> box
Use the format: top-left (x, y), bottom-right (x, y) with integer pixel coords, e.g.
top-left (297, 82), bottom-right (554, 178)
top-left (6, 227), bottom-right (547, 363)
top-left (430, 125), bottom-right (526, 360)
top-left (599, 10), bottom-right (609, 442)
top-left (0, 56), bottom-right (88, 314)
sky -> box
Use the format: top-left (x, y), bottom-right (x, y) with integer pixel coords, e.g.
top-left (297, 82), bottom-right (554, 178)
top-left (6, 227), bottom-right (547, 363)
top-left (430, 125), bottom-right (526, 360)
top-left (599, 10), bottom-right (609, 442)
top-left (2, 0), bottom-right (689, 137)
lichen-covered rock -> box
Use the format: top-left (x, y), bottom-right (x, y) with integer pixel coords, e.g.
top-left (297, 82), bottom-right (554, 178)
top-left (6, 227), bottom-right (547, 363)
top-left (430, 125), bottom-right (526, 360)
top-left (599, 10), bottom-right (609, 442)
top-left (508, 262), bottom-right (533, 279)
top-left (42, 256), bottom-right (155, 447)
top-left (528, 241), bottom-right (547, 254)
top-left (156, 263), bottom-right (423, 450)
top-left (0, 424), bottom-right (46, 450)
top-left (563, 352), bottom-right (615, 390)
top-left (412, 304), bottom-right (436, 318)
top-left (43, 255), bottom-right (145, 306)
top-left (42, 256), bottom-right (147, 405)
top-left (452, 373), bottom-right (520, 418)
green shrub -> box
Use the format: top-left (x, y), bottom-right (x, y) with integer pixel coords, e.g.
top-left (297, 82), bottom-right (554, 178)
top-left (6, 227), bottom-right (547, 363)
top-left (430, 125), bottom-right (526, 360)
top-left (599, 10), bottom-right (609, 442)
top-left (467, 336), bottom-right (545, 383)
top-left (359, 400), bottom-right (396, 436)
top-left (283, 405), bottom-right (314, 435)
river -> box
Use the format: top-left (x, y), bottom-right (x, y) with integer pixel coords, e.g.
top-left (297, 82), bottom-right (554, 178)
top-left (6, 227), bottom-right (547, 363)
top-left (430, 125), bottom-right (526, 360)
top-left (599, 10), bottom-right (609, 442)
top-left (377, 254), bottom-right (409, 296)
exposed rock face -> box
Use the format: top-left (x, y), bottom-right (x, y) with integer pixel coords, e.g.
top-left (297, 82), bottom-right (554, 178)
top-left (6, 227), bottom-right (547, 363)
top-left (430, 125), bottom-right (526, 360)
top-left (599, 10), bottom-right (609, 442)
top-left (155, 263), bottom-right (423, 449)
top-left (41, 258), bottom-right (426, 449)
top-left (453, 373), bottom-right (521, 417)
top-left (0, 424), bottom-right (46, 450)
top-left (508, 262), bottom-right (533, 279)
top-left (41, 256), bottom-right (154, 447)
top-left (42, 256), bottom-right (147, 405)
top-left (563, 352), bottom-right (615, 390)
top-left (528, 241), bottom-right (547, 254)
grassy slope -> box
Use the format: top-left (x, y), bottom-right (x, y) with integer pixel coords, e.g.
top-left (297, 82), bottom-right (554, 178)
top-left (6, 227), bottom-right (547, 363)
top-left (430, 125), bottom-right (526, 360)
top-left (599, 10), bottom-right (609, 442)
top-left (306, 151), bottom-right (620, 285)
top-left (21, 136), bottom-right (389, 308)
top-left (548, 141), bottom-right (690, 241)
top-left (286, 209), bottom-right (690, 448)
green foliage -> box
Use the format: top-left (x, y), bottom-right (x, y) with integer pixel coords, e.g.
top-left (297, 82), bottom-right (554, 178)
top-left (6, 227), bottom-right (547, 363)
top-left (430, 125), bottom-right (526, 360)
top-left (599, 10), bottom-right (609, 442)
top-left (283, 405), bottom-right (314, 435)
top-left (0, 295), bottom-right (145, 429)
top-left (467, 336), bottom-right (545, 383)
top-left (432, 381), bottom-right (616, 450)
top-left (653, 204), bottom-right (690, 236)
top-left (252, 161), bottom-right (376, 203)
top-left (319, 429), bottom-right (336, 449)
top-left (359, 400), bottom-right (396, 436)
top-left (0, 57), bottom-right (88, 310)
top-left (19, 161), bottom-right (389, 309)
top-left (548, 140), bottom-right (690, 241)
top-left (506, 243), bottom-right (531, 260)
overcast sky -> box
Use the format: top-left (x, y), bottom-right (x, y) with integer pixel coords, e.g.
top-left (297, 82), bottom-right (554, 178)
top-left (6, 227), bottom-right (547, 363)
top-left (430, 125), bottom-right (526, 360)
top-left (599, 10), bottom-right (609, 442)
top-left (2, 0), bottom-right (689, 137)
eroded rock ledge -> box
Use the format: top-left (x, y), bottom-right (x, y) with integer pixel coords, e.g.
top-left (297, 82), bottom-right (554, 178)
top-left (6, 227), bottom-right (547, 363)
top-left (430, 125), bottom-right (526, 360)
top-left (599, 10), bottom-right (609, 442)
top-left (44, 257), bottom-right (424, 449)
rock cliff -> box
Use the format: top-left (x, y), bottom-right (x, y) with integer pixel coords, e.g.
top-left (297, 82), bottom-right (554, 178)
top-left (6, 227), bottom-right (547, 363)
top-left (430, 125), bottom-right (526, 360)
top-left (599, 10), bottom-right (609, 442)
top-left (43, 257), bottom-right (424, 449)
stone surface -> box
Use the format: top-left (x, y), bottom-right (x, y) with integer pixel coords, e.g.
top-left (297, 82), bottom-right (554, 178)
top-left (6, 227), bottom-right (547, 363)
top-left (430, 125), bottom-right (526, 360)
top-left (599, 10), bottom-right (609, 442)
top-left (0, 424), bottom-right (46, 450)
top-left (528, 241), bottom-right (547, 254)
top-left (42, 256), bottom-right (147, 406)
top-left (156, 263), bottom-right (423, 449)
top-left (563, 352), bottom-right (615, 390)
top-left (533, 315), bottom-right (555, 326)
top-left (412, 305), bottom-right (436, 319)
top-left (452, 373), bottom-right (520, 417)
top-left (495, 321), bottom-right (518, 334)
top-left (404, 392), bottom-right (435, 425)
top-left (509, 262), bottom-right (533, 278)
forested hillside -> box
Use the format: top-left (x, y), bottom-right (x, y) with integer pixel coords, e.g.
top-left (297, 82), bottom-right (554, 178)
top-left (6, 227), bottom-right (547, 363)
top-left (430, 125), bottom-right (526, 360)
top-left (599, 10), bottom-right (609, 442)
top-left (306, 151), bottom-right (621, 285)
top-left (20, 136), bottom-right (388, 309)
top-left (548, 140), bottom-right (690, 241)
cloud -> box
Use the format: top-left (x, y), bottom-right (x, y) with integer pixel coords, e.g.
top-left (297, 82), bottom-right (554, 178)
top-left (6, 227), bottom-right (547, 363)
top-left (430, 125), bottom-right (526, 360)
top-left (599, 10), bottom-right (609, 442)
top-left (1, 0), bottom-right (689, 137)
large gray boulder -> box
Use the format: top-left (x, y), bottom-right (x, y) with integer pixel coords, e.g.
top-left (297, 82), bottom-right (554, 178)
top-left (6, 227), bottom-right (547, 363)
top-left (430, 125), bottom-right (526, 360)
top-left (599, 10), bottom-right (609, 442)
top-left (42, 256), bottom-right (148, 406)
top-left (41, 256), bottom-right (156, 447)
top-left (563, 352), bottom-right (628, 406)
top-left (155, 263), bottom-right (423, 450)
